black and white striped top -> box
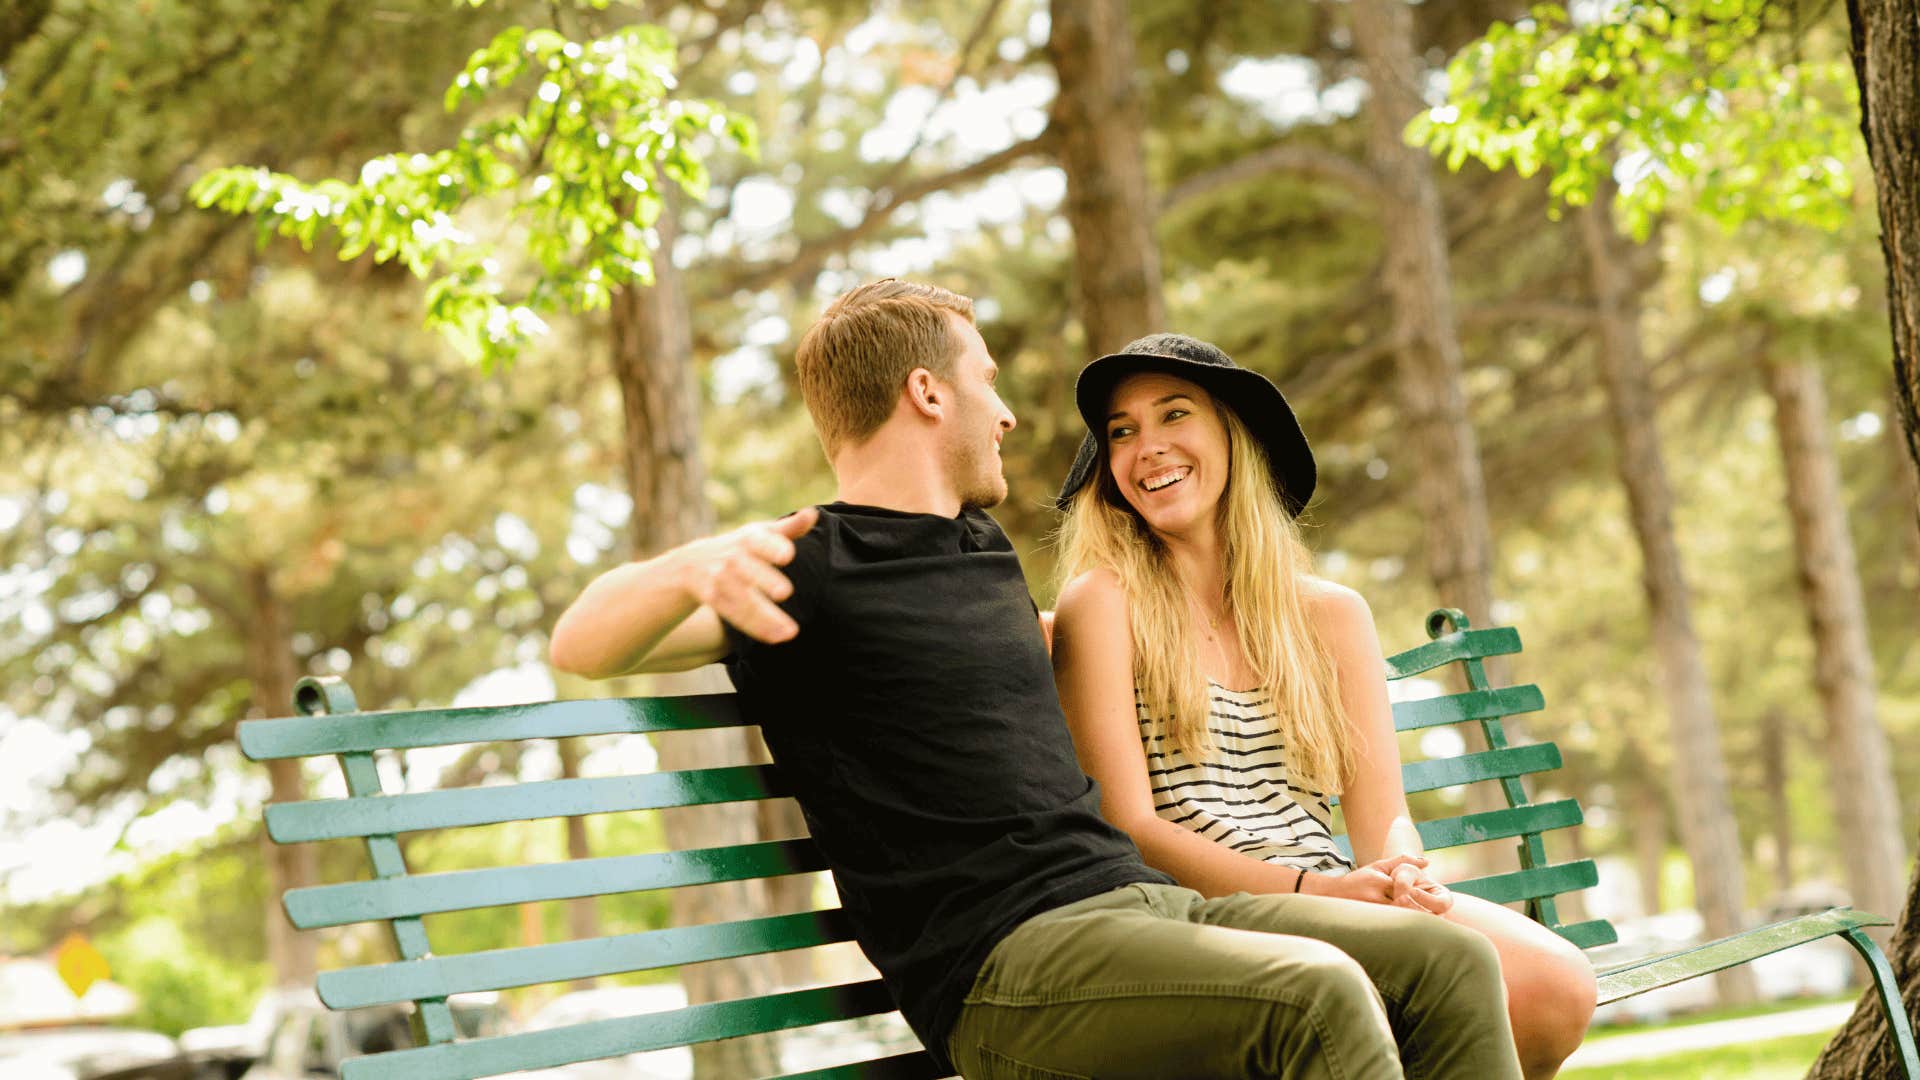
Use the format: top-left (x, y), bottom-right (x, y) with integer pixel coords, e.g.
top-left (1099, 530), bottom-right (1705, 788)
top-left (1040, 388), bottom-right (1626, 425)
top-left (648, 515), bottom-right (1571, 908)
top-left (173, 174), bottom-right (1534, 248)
top-left (1138, 681), bottom-right (1352, 873)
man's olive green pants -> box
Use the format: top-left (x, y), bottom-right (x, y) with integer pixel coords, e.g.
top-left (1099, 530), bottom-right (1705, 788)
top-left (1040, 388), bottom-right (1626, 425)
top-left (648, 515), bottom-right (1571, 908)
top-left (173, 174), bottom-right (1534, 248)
top-left (946, 883), bottom-right (1523, 1080)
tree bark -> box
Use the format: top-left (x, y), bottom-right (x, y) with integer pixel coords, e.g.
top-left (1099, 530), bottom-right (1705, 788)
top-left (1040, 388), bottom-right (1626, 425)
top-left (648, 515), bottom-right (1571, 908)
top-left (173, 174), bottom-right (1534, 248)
top-left (1624, 728), bottom-right (1670, 919)
top-left (554, 736), bottom-right (602, 991)
top-left (1631, 796), bottom-right (1669, 920)
top-left (245, 565), bottom-right (319, 990)
top-left (1763, 355), bottom-right (1907, 925)
top-left (1579, 191), bottom-right (1754, 1002)
top-left (1350, 0), bottom-right (1514, 879)
top-left (1806, 840), bottom-right (1920, 1079)
top-left (1811, 13), bottom-right (1920, 1071)
top-left (1047, 0), bottom-right (1164, 357)
top-left (609, 208), bottom-right (781, 1077)
top-left (1894, 418), bottom-right (1920, 592)
top-left (1845, 0), bottom-right (1920, 513)
top-left (1759, 707), bottom-right (1794, 891)
top-left (1350, 0), bottom-right (1499, 633)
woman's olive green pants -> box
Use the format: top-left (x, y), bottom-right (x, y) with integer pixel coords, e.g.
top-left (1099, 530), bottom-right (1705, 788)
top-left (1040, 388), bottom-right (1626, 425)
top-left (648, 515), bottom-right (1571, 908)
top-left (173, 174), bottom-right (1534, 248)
top-left (946, 883), bottom-right (1523, 1080)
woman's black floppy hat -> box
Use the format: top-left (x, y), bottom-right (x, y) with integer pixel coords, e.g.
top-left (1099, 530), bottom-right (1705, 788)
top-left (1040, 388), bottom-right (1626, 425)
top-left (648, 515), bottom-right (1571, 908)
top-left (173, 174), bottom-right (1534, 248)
top-left (1054, 333), bottom-right (1315, 517)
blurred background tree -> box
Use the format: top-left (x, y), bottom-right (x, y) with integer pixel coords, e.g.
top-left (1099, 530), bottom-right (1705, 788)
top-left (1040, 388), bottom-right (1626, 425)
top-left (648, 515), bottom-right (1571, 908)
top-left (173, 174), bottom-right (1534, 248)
top-left (3, 0), bottom-right (1916, 1072)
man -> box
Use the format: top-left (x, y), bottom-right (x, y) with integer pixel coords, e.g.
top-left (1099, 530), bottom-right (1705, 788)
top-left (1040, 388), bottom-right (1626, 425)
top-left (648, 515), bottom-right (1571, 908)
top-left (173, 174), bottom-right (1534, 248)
top-left (550, 280), bottom-right (1522, 1079)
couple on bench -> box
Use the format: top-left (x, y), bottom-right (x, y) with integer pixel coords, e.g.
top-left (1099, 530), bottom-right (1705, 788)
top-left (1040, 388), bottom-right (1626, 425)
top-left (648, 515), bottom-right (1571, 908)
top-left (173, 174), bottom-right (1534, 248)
top-left (548, 280), bottom-right (1596, 1079)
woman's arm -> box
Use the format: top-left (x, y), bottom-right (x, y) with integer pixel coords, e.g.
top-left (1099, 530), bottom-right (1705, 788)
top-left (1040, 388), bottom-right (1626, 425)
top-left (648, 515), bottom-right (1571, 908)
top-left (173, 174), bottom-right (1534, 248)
top-left (1053, 570), bottom-right (1306, 896)
top-left (1053, 571), bottom-right (1429, 901)
top-left (1310, 580), bottom-right (1450, 911)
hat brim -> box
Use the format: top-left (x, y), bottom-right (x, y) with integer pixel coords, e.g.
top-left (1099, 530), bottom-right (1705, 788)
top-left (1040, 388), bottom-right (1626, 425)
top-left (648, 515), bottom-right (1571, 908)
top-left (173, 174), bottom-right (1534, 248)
top-left (1054, 352), bottom-right (1315, 517)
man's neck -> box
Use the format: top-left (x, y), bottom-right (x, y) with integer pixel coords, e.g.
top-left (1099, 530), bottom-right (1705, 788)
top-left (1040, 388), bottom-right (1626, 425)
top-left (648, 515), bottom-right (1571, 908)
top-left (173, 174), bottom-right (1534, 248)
top-left (831, 431), bottom-right (963, 518)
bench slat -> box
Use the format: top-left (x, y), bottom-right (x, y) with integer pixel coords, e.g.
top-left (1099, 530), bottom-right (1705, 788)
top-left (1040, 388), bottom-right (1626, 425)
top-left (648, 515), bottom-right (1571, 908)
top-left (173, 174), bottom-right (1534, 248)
top-left (1448, 860), bottom-right (1599, 905)
top-left (340, 979), bottom-right (901, 1080)
top-left (775, 1051), bottom-right (948, 1080)
top-left (1383, 628), bottom-right (1522, 680)
top-left (286, 838), bottom-right (826, 928)
top-left (319, 909), bottom-right (856, 1008)
top-left (1415, 799), bottom-right (1582, 850)
top-left (1391, 686), bottom-right (1545, 732)
top-left (239, 694), bottom-right (745, 761)
top-left (266, 766), bottom-right (791, 843)
top-left (1594, 908), bottom-right (1891, 1005)
top-left (1399, 743), bottom-right (1561, 794)
top-left (1553, 919), bottom-right (1620, 949)
top-left (1329, 799), bottom-right (1583, 860)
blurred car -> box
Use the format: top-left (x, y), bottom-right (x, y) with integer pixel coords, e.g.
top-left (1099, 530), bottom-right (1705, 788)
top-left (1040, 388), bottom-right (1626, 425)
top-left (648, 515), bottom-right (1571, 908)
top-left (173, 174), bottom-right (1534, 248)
top-left (237, 990), bottom-right (503, 1080)
top-left (499, 984), bottom-right (920, 1079)
top-left (0, 1025), bottom-right (195, 1080)
top-left (502, 985), bottom-right (692, 1080)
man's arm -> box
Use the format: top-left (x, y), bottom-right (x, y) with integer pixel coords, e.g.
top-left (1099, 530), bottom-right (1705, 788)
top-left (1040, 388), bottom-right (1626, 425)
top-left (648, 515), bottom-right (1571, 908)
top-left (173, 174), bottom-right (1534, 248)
top-left (549, 507), bottom-right (820, 680)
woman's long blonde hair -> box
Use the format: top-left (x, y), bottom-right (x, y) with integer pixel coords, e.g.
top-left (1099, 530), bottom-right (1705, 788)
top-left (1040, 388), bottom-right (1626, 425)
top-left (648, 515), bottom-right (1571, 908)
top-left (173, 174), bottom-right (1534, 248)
top-left (1058, 402), bottom-right (1355, 793)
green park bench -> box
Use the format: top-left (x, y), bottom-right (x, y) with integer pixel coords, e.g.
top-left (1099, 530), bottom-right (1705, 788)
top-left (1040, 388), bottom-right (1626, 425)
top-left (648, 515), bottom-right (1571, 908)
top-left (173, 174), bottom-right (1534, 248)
top-left (237, 608), bottom-right (1919, 1080)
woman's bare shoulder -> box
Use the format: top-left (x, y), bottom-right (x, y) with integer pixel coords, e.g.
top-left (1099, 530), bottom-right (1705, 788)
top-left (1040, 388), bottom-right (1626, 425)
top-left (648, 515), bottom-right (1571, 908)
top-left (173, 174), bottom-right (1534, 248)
top-left (1058, 567), bottom-right (1128, 616)
top-left (1300, 575), bottom-right (1367, 611)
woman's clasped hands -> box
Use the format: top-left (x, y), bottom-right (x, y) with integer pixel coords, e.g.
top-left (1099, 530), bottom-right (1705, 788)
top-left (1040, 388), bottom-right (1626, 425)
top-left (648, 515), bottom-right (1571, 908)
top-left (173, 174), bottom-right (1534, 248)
top-left (1307, 854), bottom-right (1455, 915)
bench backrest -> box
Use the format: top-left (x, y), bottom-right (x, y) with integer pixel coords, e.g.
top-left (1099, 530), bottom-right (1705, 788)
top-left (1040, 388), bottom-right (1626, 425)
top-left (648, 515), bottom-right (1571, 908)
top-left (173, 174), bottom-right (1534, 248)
top-left (237, 607), bottom-right (1609, 1080)
top-left (1378, 608), bottom-right (1615, 950)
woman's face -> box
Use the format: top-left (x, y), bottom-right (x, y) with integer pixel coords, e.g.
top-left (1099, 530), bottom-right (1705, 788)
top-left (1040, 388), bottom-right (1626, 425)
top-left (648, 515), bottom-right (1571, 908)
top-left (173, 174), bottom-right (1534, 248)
top-left (1103, 372), bottom-right (1231, 540)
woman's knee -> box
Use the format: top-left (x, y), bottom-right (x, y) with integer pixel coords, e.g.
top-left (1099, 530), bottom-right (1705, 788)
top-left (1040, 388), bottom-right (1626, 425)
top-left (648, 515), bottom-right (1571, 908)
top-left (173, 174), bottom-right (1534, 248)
top-left (1508, 947), bottom-right (1597, 1070)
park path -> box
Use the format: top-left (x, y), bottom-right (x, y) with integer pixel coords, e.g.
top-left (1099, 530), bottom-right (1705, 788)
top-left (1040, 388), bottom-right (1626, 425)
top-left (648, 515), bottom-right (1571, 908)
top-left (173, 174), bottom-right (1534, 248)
top-left (1563, 1001), bottom-right (1856, 1069)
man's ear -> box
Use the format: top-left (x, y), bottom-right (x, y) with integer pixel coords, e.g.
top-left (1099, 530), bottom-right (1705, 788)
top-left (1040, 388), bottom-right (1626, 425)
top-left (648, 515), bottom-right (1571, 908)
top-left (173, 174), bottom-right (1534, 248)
top-left (905, 367), bottom-right (943, 421)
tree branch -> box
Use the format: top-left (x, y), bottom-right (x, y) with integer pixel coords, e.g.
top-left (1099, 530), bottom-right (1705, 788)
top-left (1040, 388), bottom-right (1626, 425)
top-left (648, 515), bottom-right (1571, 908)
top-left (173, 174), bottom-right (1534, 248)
top-left (863, 0), bottom-right (1011, 204)
top-left (717, 129), bottom-right (1059, 295)
top-left (1279, 335), bottom-right (1396, 403)
top-left (1458, 300), bottom-right (1600, 330)
top-left (1158, 143), bottom-right (1384, 218)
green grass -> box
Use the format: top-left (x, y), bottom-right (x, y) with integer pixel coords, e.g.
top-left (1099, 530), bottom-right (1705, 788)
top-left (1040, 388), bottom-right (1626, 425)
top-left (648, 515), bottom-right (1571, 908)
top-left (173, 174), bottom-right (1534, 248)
top-left (1561, 1031), bottom-right (1833, 1079)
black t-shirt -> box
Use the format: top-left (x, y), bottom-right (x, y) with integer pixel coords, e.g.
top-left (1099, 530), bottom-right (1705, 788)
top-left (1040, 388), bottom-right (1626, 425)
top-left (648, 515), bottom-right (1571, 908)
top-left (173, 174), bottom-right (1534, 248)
top-left (722, 503), bottom-right (1167, 1066)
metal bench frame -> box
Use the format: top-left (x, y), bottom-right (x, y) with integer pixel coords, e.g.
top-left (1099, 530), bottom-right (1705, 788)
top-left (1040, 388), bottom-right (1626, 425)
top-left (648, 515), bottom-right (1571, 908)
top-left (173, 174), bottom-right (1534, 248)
top-left (238, 609), bottom-right (1919, 1079)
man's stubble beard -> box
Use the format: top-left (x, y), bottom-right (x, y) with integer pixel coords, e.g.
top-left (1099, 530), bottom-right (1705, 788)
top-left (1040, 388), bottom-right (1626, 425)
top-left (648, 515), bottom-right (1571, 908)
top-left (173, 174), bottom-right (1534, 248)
top-left (948, 426), bottom-right (1008, 511)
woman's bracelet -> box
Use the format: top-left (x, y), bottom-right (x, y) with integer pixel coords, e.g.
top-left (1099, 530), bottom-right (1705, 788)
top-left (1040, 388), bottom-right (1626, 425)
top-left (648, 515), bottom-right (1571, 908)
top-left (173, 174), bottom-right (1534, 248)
top-left (1293, 869), bottom-right (1307, 894)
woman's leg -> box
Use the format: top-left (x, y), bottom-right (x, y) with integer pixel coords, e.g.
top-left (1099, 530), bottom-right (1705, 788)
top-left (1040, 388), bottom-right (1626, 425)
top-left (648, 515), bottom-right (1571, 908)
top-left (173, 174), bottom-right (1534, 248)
top-left (1441, 892), bottom-right (1598, 1080)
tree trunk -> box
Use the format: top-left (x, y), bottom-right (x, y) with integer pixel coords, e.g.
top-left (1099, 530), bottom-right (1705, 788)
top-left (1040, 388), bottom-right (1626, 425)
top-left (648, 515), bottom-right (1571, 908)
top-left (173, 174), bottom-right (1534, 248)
top-left (1805, 837), bottom-right (1920, 1079)
top-left (1811, 15), bottom-right (1920, 1070)
top-left (610, 208), bottom-right (781, 1077)
top-left (1047, 0), bottom-right (1164, 358)
top-left (245, 565), bottom-right (319, 990)
top-left (1624, 729), bottom-right (1669, 919)
top-left (1759, 707), bottom-right (1795, 891)
top-left (1894, 418), bottom-right (1920, 592)
top-left (555, 736), bottom-right (602, 991)
top-left (1764, 355), bottom-right (1907, 925)
top-left (1845, 0), bottom-right (1920, 515)
top-left (1350, 0), bottom-right (1512, 878)
top-left (1579, 191), bottom-right (1754, 1002)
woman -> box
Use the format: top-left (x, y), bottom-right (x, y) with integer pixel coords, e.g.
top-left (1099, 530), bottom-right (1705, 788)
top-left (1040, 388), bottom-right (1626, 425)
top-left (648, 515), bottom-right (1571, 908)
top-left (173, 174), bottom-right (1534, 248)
top-left (1051, 333), bottom-right (1596, 1080)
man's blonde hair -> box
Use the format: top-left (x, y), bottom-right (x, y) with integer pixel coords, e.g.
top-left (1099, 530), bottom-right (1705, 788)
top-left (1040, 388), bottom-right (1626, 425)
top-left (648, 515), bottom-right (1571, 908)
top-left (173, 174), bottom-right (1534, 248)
top-left (794, 279), bottom-right (976, 456)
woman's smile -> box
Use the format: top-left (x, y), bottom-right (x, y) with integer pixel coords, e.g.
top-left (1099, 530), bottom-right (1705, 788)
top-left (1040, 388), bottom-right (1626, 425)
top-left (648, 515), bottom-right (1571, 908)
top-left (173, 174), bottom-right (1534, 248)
top-left (1140, 464), bottom-right (1192, 493)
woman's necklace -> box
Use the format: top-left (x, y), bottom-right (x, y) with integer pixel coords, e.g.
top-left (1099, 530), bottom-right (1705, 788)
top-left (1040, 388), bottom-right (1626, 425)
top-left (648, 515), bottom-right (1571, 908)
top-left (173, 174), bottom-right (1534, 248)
top-left (1195, 597), bottom-right (1228, 638)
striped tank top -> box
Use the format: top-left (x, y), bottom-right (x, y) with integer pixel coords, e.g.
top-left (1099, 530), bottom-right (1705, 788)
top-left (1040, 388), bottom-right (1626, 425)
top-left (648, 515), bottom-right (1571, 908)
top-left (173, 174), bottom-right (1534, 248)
top-left (1138, 680), bottom-right (1353, 872)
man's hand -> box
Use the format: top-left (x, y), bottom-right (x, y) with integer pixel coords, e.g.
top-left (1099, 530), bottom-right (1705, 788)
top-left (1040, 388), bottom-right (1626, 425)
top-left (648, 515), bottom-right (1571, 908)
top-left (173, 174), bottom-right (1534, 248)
top-left (1306, 854), bottom-right (1452, 914)
top-left (680, 506), bottom-right (819, 644)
